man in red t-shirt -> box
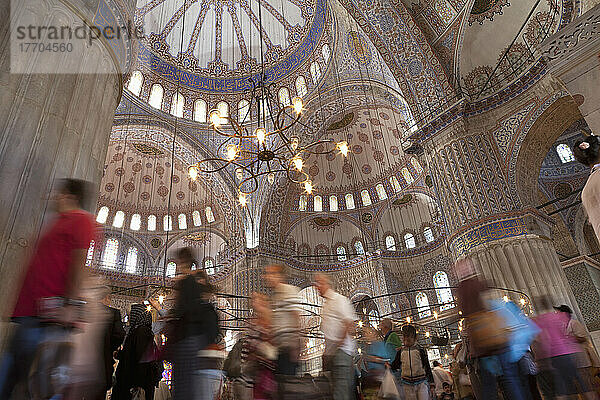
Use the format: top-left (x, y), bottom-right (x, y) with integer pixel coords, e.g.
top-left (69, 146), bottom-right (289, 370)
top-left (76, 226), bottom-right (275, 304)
top-left (0, 178), bottom-right (97, 398)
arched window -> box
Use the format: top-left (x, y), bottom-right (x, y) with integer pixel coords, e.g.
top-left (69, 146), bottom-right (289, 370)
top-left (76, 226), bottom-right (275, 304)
top-left (147, 215), bottom-right (156, 231)
top-left (376, 184), bottom-right (387, 200)
top-left (96, 206), bottom-right (109, 224)
top-left (278, 87), bottom-right (291, 107)
top-left (295, 76), bottom-right (308, 98)
top-left (322, 44), bottom-right (331, 64)
top-left (369, 309), bottom-right (379, 328)
top-left (404, 232), bottom-right (416, 249)
top-left (361, 190), bottom-right (372, 206)
top-left (130, 214), bottom-right (141, 231)
top-left (557, 144), bottom-right (575, 163)
top-left (205, 258), bottom-right (215, 275)
top-left (354, 240), bottom-right (365, 255)
top-left (127, 71), bottom-right (143, 96)
top-left (163, 215), bottom-right (172, 231)
top-left (434, 271), bottom-right (454, 311)
top-left (416, 292), bottom-right (432, 318)
top-left (192, 210), bottom-right (202, 226)
top-left (178, 213), bottom-right (187, 230)
top-left (402, 167), bottom-right (414, 184)
top-left (194, 99), bottom-right (207, 122)
top-left (86, 240), bottom-right (95, 267)
top-left (385, 235), bottom-right (396, 251)
top-left (310, 62), bottom-right (322, 84)
top-left (170, 92), bottom-right (184, 117)
top-left (299, 195), bottom-right (307, 211)
top-left (166, 261), bottom-right (176, 278)
top-left (217, 101), bottom-right (229, 120)
top-left (238, 99), bottom-right (250, 122)
top-left (336, 245), bottom-right (347, 261)
top-left (205, 207), bottom-right (215, 223)
top-left (390, 176), bottom-right (401, 192)
top-left (314, 195), bottom-right (322, 212)
top-left (125, 247), bottom-right (138, 274)
top-left (329, 195), bottom-right (338, 211)
top-left (345, 193), bottom-right (355, 209)
top-left (424, 227), bottom-right (434, 243)
top-left (411, 158), bottom-right (423, 174)
top-left (148, 84), bottom-right (163, 109)
top-left (102, 238), bottom-right (119, 269)
top-left (113, 211), bottom-right (125, 228)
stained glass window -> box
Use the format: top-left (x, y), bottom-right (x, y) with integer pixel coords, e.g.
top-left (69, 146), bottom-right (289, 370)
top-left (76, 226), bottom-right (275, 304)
top-left (314, 195), bottom-right (322, 212)
top-left (361, 190), bottom-right (372, 206)
top-left (113, 211), bottom-right (125, 228)
top-left (96, 206), bottom-right (109, 224)
top-left (166, 261), bottom-right (176, 278)
top-left (170, 92), bottom-right (184, 118)
top-left (127, 71), bottom-right (143, 96)
top-left (238, 99), bottom-right (250, 122)
top-left (354, 240), bottom-right (365, 255)
top-left (299, 195), bottom-right (307, 211)
top-left (336, 246), bottom-right (347, 261)
top-left (416, 292), bottom-right (432, 318)
top-left (369, 309), bottom-right (379, 328)
top-left (385, 235), bottom-right (396, 251)
top-left (86, 240), bottom-right (95, 267)
top-left (217, 101), bottom-right (229, 124)
top-left (192, 210), bottom-right (202, 226)
top-left (404, 233), bottom-right (416, 249)
top-left (345, 193), bottom-right (355, 209)
top-left (376, 184), bottom-right (387, 200)
top-left (411, 158), bottom-right (424, 174)
top-left (279, 87), bottom-right (291, 107)
top-left (147, 215), bottom-right (156, 231)
top-left (102, 238), bottom-right (119, 269)
top-left (194, 99), bottom-right (207, 122)
top-left (163, 215), bottom-right (172, 231)
top-left (402, 167), bottom-right (414, 184)
top-left (556, 144), bottom-right (575, 164)
top-left (390, 176), bottom-right (401, 192)
top-left (296, 76), bottom-right (308, 98)
top-left (125, 247), bottom-right (138, 274)
top-left (310, 62), bottom-right (322, 84)
top-left (162, 361), bottom-right (172, 389)
top-left (148, 84), bottom-right (163, 109)
top-left (205, 258), bottom-right (215, 275)
top-left (329, 195), bottom-right (338, 211)
top-left (434, 271), bottom-right (454, 311)
top-left (424, 227), bottom-right (434, 243)
top-left (205, 207), bottom-right (215, 223)
top-left (178, 213), bottom-right (187, 230)
top-left (130, 214), bottom-right (141, 231)
top-left (322, 44), bottom-right (331, 64)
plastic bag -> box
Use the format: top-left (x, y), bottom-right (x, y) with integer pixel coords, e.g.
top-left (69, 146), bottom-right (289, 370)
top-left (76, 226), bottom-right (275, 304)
top-left (377, 368), bottom-right (400, 399)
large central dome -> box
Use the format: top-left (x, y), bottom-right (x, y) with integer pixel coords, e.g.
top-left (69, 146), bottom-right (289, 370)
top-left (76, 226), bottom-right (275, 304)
top-left (135, 0), bottom-right (326, 92)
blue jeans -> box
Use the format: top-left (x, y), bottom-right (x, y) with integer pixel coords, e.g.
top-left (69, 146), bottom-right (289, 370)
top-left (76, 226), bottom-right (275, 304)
top-left (194, 369), bottom-right (222, 400)
top-left (331, 350), bottom-right (354, 400)
top-left (0, 317), bottom-right (47, 398)
top-left (479, 353), bottom-right (526, 400)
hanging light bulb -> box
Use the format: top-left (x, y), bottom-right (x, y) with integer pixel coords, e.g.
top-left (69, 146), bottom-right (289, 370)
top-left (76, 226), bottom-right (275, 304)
top-left (236, 168), bottom-right (243, 180)
top-left (292, 157), bottom-right (303, 171)
top-left (519, 298), bottom-right (526, 306)
top-left (425, 331), bottom-right (430, 338)
top-left (146, 305), bottom-right (152, 312)
top-left (188, 165), bottom-right (199, 181)
top-left (267, 172), bottom-right (275, 184)
top-left (406, 316), bottom-right (411, 323)
top-left (292, 97), bottom-right (303, 114)
top-left (238, 192), bottom-right (247, 207)
top-left (503, 295), bottom-right (509, 302)
top-left (304, 180), bottom-right (313, 194)
top-left (158, 294), bottom-right (165, 304)
top-left (433, 310), bottom-right (438, 320)
top-left (290, 137), bottom-right (299, 151)
top-left (226, 144), bottom-right (238, 161)
top-left (209, 110), bottom-right (221, 126)
top-left (255, 127), bottom-right (267, 144)
top-left (337, 141), bottom-right (349, 157)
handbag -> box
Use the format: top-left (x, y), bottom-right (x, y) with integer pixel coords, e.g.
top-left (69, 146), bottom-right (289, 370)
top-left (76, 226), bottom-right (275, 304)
top-left (131, 387), bottom-right (146, 400)
top-left (377, 368), bottom-right (400, 399)
top-left (467, 310), bottom-right (510, 355)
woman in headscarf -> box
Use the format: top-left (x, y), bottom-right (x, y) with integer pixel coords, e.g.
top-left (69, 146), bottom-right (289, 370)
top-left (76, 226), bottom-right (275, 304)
top-left (112, 303), bottom-right (161, 400)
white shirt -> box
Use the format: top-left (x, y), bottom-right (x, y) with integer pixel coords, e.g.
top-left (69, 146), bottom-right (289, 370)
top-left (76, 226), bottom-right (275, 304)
top-left (432, 366), bottom-right (453, 395)
top-left (321, 288), bottom-right (358, 355)
top-left (582, 167), bottom-right (600, 241)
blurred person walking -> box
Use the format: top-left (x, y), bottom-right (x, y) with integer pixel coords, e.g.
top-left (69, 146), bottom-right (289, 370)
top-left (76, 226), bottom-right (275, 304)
top-left (112, 304), bottom-right (162, 400)
top-left (432, 361), bottom-right (453, 399)
top-left (314, 273), bottom-right (359, 400)
top-left (100, 290), bottom-right (125, 399)
top-left (0, 179), bottom-right (97, 399)
top-left (449, 343), bottom-right (473, 400)
top-left (248, 293), bottom-right (277, 400)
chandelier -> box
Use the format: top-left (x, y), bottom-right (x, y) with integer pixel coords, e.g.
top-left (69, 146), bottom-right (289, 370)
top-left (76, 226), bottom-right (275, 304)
top-left (188, 76), bottom-right (349, 202)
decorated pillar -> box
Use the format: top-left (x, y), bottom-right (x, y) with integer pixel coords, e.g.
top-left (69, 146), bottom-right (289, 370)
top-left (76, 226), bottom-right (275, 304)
top-left (425, 119), bottom-right (580, 313)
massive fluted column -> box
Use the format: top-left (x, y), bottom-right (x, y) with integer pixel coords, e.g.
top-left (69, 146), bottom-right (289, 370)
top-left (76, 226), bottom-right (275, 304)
top-left (0, 0), bottom-right (133, 333)
top-left (426, 119), bottom-right (581, 316)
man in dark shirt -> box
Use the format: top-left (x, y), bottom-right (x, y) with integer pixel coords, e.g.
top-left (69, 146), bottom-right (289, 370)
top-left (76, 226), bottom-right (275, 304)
top-left (0, 179), bottom-right (97, 398)
top-left (100, 291), bottom-right (125, 400)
